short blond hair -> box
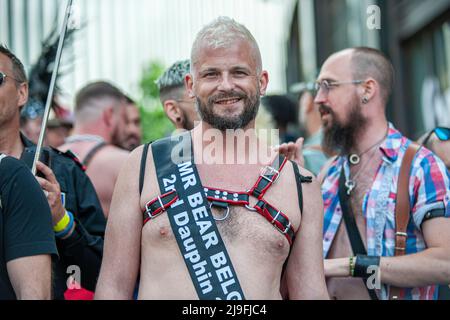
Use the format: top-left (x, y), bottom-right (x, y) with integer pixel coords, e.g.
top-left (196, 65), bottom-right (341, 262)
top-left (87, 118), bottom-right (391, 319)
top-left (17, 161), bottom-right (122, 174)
top-left (190, 16), bottom-right (262, 74)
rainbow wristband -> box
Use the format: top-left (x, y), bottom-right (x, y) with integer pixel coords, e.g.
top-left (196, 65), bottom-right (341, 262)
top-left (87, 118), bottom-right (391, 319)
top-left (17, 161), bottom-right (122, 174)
top-left (55, 211), bottom-right (74, 238)
top-left (54, 211), bottom-right (70, 232)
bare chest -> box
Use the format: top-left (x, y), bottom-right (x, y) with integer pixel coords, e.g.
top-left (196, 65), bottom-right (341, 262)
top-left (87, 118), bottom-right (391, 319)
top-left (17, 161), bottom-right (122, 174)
top-left (140, 161), bottom-right (300, 263)
top-left (329, 154), bottom-right (383, 257)
top-left (348, 153), bottom-right (383, 216)
top-left (141, 205), bottom-right (291, 260)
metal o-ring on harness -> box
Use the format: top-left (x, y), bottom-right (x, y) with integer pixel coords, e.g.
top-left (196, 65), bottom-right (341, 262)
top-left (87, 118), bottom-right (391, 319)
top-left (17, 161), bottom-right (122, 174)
top-left (210, 202), bottom-right (231, 221)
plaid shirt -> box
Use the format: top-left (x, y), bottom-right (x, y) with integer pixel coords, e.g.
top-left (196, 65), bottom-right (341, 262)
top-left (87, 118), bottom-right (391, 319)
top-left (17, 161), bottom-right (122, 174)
top-left (322, 123), bottom-right (450, 300)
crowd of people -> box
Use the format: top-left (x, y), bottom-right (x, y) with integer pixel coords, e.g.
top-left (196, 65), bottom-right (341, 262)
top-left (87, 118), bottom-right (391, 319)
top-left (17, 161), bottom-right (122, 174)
top-left (1, 16), bottom-right (449, 300)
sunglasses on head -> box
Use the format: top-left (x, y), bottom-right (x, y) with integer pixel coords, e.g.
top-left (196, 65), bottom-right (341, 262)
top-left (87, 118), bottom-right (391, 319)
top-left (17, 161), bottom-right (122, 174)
top-left (0, 71), bottom-right (21, 86)
top-left (423, 127), bottom-right (450, 146)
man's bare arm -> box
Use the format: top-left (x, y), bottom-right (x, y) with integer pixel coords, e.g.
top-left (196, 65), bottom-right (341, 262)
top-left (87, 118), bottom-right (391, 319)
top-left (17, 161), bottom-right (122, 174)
top-left (95, 147), bottom-right (143, 299)
top-left (7, 255), bottom-right (52, 300)
top-left (379, 218), bottom-right (450, 287)
top-left (285, 166), bottom-right (329, 299)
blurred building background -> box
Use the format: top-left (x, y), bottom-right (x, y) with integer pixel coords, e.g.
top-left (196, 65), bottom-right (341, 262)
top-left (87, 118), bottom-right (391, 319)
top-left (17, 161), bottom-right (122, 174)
top-left (1, 0), bottom-right (449, 139)
top-left (287, 0), bottom-right (450, 139)
top-left (0, 0), bottom-right (294, 104)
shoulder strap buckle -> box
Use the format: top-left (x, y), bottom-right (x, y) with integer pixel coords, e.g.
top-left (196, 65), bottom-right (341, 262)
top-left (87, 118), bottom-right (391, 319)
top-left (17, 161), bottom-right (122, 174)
top-left (395, 232), bottom-right (408, 237)
top-left (145, 196), bottom-right (166, 219)
top-left (260, 165), bottom-right (280, 184)
top-left (282, 222), bottom-right (292, 235)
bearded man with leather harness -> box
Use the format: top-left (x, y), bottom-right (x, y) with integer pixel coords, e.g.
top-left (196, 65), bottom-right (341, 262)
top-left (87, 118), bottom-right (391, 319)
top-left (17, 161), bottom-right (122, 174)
top-left (95, 17), bottom-right (328, 300)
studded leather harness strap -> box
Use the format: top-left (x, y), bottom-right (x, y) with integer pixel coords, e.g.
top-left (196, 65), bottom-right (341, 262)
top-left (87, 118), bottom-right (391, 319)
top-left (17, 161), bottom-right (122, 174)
top-left (141, 144), bottom-right (311, 247)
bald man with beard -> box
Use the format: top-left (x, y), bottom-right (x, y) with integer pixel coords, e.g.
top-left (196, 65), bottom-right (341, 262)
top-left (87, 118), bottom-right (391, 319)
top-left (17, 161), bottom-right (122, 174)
top-left (95, 17), bottom-right (328, 300)
top-left (315, 48), bottom-right (450, 300)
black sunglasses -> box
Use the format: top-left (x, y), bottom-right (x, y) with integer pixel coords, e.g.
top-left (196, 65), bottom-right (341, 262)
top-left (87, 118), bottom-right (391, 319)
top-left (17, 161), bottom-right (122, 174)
top-left (0, 71), bottom-right (21, 86)
top-left (423, 127), bottom-right (450, 146)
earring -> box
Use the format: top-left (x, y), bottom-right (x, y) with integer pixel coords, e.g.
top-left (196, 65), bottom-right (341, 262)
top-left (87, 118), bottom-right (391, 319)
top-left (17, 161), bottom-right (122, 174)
top-left (362, 97), bottom-right (369, 104)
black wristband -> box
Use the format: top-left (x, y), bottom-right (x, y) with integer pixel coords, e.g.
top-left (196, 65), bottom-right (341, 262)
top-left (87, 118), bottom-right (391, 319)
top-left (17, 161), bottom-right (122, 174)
top-left (353, 255), bottom-right (380, 278)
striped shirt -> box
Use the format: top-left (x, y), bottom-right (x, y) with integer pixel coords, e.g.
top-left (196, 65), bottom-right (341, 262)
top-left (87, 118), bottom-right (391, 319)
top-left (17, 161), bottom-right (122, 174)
top-left (322, 123), bottom-right (450, 300)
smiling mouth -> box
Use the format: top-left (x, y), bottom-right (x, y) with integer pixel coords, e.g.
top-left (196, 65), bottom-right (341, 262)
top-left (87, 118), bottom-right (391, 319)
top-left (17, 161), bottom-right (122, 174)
top-left (214, 97), bottom-right (242, 105)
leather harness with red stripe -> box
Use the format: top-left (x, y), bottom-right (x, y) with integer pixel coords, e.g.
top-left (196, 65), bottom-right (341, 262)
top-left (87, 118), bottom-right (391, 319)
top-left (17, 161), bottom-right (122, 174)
top-left (142, 155), bottom-right (312, 246)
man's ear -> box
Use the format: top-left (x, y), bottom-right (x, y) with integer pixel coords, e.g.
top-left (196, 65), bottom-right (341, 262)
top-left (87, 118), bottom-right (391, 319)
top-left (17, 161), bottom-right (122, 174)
top-left (259, 70), bottom-right (269, 96)
top-left (103, 106), bottom-right (114, 128)
top-left (185, 74), bottom-right (195, 98)
top-left (360, 78), bottom-right (377, 102)
top-left (163, 100), bottom-right (182, 125)
top-left (17, 82), bottom-right (28, 109)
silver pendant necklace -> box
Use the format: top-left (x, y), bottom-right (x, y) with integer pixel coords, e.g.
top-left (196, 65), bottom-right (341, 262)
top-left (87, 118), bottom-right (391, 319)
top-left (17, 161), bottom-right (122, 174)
top-left (345, 127), bottom-right (389, 195)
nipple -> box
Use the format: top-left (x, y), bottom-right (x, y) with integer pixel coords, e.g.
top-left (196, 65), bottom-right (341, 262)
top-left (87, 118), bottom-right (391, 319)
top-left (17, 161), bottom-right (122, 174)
top-left (159, 227), bottom-right (168, 236)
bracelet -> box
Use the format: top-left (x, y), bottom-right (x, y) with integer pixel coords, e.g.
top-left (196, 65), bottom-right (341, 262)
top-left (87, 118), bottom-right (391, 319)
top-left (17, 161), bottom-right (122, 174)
top-left (353, 255), bottom-right (380, 278)
top-left (349, 256), bottom-right (356, 277)
top-left (53, 210), bottom-right (70, 232)
top-left (55, 211), bottom-right (74, 238)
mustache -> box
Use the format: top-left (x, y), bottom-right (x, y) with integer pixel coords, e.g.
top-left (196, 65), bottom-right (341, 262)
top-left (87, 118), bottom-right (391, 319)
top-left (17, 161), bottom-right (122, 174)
top-left (208, 91), bottom-right (247, 105)
top-left (319, 104), bottom-right (333, 114)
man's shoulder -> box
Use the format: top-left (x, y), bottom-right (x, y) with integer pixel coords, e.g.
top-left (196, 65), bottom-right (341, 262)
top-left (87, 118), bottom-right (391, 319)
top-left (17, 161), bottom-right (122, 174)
top-left (50, 147), bottom-right (87, 171)
top-left (95, 144), bottom-right (129, 161)
top-left (280, 160), bottom-right (320, 195)
top-left (0, 154), bottom-right (24, 171)
top-left (409, 143), bottom-right (449, 181)
top-left (0, 155), bottom-right (28, 185)
top-left (106, 144), bottom-right (130, 156)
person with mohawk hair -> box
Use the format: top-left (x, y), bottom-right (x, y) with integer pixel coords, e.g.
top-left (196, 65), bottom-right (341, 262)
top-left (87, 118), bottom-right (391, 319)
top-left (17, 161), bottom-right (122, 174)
top-left (157, 59), bottom-right (199, 130)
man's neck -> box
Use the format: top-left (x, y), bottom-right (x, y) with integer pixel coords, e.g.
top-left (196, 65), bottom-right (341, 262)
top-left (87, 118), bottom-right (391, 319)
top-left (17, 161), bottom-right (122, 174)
top-left (351, 119), bottom-right (389, 156)
top-left (72, 125), bottom-right (111, 144)
top-left (0, 125), bottom-right (24, 159)
top-left (192, 121), bottom-right (274, 166)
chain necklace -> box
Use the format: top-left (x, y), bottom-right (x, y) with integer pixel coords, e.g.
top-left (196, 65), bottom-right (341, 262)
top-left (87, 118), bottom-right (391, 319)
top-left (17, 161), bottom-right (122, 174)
top-left (345, 127), bottom-right (389, 195)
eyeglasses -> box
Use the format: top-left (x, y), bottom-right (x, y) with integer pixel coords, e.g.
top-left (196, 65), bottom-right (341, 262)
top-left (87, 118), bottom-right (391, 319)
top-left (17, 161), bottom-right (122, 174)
top-left (314, 79), bottom-right (364, 96)
top-left (423, 127), bottom-right (450, 146)
top-left (0, 71), bottom-right (21, 86)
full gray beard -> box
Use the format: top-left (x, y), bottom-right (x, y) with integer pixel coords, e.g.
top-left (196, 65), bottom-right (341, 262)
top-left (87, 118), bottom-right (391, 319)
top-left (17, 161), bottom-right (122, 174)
top-left (196, 93), bottom-right (260, 131)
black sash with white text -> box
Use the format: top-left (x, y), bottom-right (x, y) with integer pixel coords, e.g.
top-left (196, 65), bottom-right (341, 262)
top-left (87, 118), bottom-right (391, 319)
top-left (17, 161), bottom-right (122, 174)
top-left (152, 132), bottom-right (245, 300)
